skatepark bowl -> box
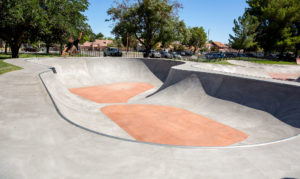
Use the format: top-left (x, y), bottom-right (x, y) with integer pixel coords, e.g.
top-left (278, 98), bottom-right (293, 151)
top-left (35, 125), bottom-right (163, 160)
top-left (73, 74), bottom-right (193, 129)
top-left (33, 57), bottom-right (300, 147)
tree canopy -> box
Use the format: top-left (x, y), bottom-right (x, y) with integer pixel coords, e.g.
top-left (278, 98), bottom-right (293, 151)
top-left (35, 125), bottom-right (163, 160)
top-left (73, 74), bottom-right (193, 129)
top-left (96, 32), bottom-right (104, 40)
top-left (0, 0), bottom-right (90, 58)
top-left (187, 27), bottom-right (207, 53)
top-left (107, 0), bottom-right (184, 56)
top-left (246, 0), bottom-right (300, 56)
top-left (229, 13), bottom-right (258, 53)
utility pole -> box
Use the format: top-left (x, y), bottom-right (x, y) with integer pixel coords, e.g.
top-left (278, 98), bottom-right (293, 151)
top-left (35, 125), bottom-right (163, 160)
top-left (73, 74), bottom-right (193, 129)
top-left (207, 29), bottom-right (210, 42)
top-left (126, 33), bottom-right (129, 53)
top-left (207, 29), bottom-right (211, 52)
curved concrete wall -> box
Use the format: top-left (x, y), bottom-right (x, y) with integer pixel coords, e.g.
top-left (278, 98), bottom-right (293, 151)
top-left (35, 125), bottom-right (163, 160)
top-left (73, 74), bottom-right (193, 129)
top-left (36, 58), bottom-right (300, 146)
top-left (157, 64), bottom-right (300, 128)
top-left (38, 58), bottom-right (183, 140)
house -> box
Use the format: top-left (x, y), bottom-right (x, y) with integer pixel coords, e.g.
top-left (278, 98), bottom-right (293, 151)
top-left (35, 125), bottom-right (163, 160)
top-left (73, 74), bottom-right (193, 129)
top-left (79, 39), bottom-right (113, 50)
top-left (212, 41), bottom-right (228, 50)
top-left (208, 41), bottom-right (228, 52)
top-left (205, 41), bottom-right (238, 52)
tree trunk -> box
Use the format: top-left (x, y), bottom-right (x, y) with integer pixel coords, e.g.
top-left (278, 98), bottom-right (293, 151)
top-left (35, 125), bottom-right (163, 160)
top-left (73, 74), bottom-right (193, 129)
top-left (193, 47), bottom-right (197, 54)
top-left (11, 44), bottom-right (20, 58)
top-left (46, 44), bottom-right (50, 54)
top-left (60, 43), bottom-right (63, 54)
top-left (295, 44), bottom-right (299, 58)
top-left (126, 34), bottom-right (129, 52)
top-left (5, 27), bottom-right (26, 58)
top-left (4, 43), bottom-right (8, 54)
top-left (279, 48), bottom-right (285, 60)
top-left (144, 46), bottom-right (151, 57)
top-left (264, 51), bottom-right (269, 58)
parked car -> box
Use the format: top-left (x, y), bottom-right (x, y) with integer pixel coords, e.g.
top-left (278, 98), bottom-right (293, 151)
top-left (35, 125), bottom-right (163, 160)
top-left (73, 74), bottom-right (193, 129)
top-left (160, 51), bottom-right (172, 58)
top-left (205, 53), bottom-right (217, 59)
top-left (23, 47), bottom-right (39, 52)
top-left (245, 53), bottom-right (256, 57)
top-left (225, 52), bottom-right (237, 58)
top-left (149, 50), bottom-right (161, 58)
top-left (103, 47), bottom-right (122, 57)
top-left (178, 51), bottom-right (186, 56)
top-left (205, 53), bottom-right (226, 59)
top-left (205, 53), bottom-right (212, 59)
top-left (172, 52), bottom-right (182, 59)
top-left (238, 53), bottom-right (248, 57)
top-left (277, 53), bottom-right (295, 61)
top-left (219, 53), bottom-right (226, 58)
top-left (184, 50), bottom-right (193, 56)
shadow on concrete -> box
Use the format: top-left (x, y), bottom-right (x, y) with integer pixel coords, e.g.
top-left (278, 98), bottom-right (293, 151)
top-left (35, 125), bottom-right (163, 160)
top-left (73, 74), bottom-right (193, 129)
top-left (149, 66), bottom-right (300, 128)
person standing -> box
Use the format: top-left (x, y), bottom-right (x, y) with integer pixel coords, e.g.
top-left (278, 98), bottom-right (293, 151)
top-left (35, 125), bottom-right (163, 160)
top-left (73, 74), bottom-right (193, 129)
top-left (62, 32), bottom-right (82, 56)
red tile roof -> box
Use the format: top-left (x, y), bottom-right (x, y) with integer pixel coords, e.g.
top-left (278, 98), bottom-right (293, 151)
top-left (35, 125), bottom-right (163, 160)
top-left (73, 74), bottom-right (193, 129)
top-left (80, 40), bottom-right (113, 49)
top-left (212, 41), bottom-right (227, 48)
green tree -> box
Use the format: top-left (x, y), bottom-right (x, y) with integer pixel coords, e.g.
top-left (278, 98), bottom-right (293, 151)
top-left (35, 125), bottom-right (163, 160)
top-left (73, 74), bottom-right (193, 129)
top-left (229, 13), bottom-right (258, 54)
top-left (40, 0), bottom-right (88, 53)
top-left (80, 29), bottom-right (96, 43)
top-left (88, 32), bottom-right (96, 42)
top-left (159, 20), bottom-right (190, 49)
top-left (107, 42), bottom-right (116, 47)
top-left (0, 0), bottom-right (46, 58)
top-left (0, 0), bottom-right (89, 57)
top-left (118, 35), bottom-right (138, 50)
top-left (95, 32), bottom-right (104, 40)
top-left (40, 0), bottom-right (89, 53)
top-left (246, 0), bottom-right (300, 57)
top-left (188, 27), bottom-right (207, 53)
top-left (113, 38), bottom-right (125, 48)
top-left (174, 44), bottom-right (185, 52)
top-left (107, 0), bottom-right (182, 56)
top-left (293, 1), bottom-right (300, 57)
top-left (177, 21), bottom-right (191, 46)
top-left (104, 37), bottom-right (114, 40)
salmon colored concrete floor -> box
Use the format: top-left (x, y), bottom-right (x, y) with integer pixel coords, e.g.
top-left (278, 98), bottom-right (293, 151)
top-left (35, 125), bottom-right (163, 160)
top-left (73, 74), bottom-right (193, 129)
top-left (102, 104), bottom-right (248, 146)
top-left (268, 73), bottom-right (300, 80)
top-left (69, 82), bottom-right (154, 103)
top-left (70, 82), bottom-right (248, 146)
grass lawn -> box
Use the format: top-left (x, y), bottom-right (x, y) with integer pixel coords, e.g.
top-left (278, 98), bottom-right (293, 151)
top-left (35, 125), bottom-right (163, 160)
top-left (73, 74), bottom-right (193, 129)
top-left (231, 57), bottom-right (297, 65)
top-left (207, 60), bottom-right (233, 65)
top-left (0, 59), bottom-right (23, 75)
top-left (0, 53), bottom-right (61, 59)
top-left (195, 58), bottom-right (233, 65)
top-left (0, 52), bottom-right (97, 74)
top-left (0, 53), bottom-right (63, 75)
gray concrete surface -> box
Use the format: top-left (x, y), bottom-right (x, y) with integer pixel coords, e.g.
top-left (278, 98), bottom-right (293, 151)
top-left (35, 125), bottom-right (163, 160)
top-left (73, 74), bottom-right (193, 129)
top-left (193, 60), bottom-right (300, 80)
top-left (32, 57), bottom-right (300, 145)
top-left (0, 57), bottom-right (300, 178)
top-left (193, 62), bottom-right (272, 79)
top-left (227, 60), bottom-right (300, 75)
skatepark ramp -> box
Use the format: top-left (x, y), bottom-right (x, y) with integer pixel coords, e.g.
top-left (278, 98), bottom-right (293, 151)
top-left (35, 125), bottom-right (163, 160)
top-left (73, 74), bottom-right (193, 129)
top-left (35, 57), bottom-right (300, 147)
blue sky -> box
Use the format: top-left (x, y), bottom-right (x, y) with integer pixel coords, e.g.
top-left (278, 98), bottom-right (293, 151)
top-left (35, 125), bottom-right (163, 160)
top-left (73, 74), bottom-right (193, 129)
top-left (84, 0), bottom-right (248, 44)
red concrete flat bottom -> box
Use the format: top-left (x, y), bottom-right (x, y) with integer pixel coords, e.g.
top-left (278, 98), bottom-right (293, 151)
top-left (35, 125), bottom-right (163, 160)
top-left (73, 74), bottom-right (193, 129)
top-left (101, 104), bottom-right (248, 146)
top-left (268, 73), bottom-right (300, 80)
top-left (69, 82), bottom-right (154, 103)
